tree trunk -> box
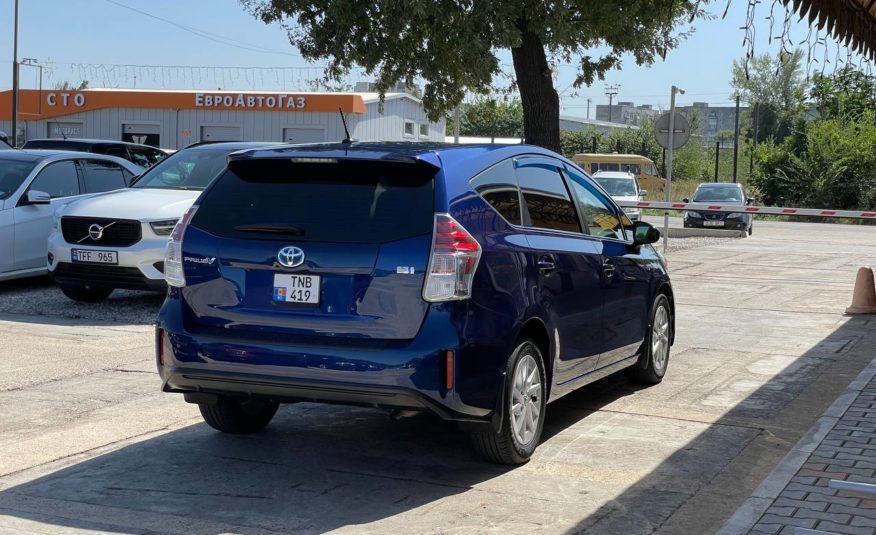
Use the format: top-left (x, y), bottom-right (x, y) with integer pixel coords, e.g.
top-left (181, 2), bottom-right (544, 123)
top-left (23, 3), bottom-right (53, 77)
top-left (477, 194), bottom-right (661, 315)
top-left (511, 26), bottom-right (560, 152)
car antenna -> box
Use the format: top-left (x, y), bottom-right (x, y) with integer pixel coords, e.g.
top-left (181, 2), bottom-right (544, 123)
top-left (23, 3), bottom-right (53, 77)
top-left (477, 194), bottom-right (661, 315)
top-left (339, 107), bottom-right (355, 144)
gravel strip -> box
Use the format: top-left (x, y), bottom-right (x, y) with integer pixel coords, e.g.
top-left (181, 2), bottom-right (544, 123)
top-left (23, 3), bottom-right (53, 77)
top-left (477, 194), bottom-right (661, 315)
top-left (660, 235), bottom-right (742, 253)
top-left (0, 235), bottom-right (740, 325)
top-left (0, 277), bottom-right (163, 325)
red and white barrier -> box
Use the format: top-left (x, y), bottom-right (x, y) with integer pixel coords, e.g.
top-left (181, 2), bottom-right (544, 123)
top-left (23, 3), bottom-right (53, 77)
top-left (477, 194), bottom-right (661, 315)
top-left (616, 200), bottom-right (876, 220)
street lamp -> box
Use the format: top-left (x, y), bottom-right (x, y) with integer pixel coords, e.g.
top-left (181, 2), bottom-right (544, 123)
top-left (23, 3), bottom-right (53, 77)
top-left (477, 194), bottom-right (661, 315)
top-left (11, 0), bottom-right (19, 146)
top-left (663, 85), bottom-right (685, 254)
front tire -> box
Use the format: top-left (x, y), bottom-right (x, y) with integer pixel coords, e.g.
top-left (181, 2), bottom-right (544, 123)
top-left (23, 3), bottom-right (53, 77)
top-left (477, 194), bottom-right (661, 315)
top-left (471, 339), bottom-right (546, 465)
top-left (199, 397), bottom-right (279, 434)
top-left (59, 284), bottom-right (113, 302)
top-left (626, 294), bottom-right (672, 385)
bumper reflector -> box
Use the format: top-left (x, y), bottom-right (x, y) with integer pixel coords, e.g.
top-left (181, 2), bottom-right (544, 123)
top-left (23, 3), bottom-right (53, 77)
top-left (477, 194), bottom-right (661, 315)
top-left (445, 350), bottom-right (455, 390)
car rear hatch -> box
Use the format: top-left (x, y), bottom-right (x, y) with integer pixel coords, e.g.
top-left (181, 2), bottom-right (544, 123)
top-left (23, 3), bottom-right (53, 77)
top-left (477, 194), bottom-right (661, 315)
top-left (181, 156), bottom-right (437, 340)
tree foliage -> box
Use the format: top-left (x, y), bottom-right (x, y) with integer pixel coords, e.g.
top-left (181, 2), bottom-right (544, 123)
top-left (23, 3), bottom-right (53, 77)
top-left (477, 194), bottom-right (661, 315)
top-left (731, 49), bottom-right (805, 143)
top-left (752, 68), bottom-right (876, 211)
top-left (242, 0), bottom-right (710, 151)
top-left (446, 97), bottom-right (523, 138)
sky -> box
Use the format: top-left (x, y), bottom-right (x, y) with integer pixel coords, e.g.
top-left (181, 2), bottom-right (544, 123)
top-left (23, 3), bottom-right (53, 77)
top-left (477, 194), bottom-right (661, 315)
top-left (0, 0), bottom-right (862, 117)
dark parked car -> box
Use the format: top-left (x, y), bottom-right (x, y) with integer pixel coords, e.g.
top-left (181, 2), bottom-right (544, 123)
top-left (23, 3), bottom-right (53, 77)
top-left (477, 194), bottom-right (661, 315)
top-left (156, 143), bottom-right (674, 464)
top-left (22, 138), bottom-right (167, 169)
top-left (683, 182), bottom-right (754, 235)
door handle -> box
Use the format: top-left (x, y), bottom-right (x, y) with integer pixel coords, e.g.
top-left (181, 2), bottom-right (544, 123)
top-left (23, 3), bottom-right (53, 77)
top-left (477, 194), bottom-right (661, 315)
top-left (538, 256), bottom-right (556, 275)
top-left (602, 259), bottom-right (616, 279)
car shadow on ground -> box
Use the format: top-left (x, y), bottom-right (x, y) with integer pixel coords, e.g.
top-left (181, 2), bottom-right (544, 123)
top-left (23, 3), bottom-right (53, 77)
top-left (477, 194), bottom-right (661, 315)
top-left (0, 276), bottom-right (163, 326)
top-left (0, 317), bottom-right (872, 534)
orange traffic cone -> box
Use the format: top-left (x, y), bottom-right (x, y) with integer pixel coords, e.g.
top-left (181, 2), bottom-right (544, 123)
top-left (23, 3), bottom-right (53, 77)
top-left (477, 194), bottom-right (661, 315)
top-left (846, 267), bottom-right (876, 315)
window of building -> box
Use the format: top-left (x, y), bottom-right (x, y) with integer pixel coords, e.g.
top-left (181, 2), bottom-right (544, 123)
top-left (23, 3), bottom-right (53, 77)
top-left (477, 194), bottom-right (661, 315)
top-left (419, 123), bottom-right (429, 138)
top-left (404, 121), bottom-right (415, 138)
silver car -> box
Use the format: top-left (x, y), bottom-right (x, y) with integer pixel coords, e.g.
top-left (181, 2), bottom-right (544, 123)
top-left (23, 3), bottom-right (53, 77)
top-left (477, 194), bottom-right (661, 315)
top-left (0, 150), bottom-right (144, 281)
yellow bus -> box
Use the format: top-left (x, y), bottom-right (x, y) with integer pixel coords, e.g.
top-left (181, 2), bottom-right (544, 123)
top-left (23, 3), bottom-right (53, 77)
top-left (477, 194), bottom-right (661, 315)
top-left (571, 153), bottom-right (665, 192)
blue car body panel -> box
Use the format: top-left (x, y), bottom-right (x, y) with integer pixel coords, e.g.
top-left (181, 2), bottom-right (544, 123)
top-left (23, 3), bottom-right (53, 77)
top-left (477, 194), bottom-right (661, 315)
top-left (157, 142), bottom-right (672, 423)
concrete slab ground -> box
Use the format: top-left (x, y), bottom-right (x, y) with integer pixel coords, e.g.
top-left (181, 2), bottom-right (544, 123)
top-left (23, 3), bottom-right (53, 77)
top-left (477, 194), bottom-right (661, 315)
top-left (0, 218), bottom-right (874, 534)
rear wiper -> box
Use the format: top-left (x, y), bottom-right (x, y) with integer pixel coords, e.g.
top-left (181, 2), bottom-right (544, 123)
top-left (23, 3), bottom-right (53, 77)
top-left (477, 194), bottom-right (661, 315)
top-left (233, 224), bottom-right (305, 236)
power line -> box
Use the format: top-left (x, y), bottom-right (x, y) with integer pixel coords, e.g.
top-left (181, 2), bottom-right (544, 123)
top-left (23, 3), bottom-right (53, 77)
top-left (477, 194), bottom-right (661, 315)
top-left (103, 0), bottom-right (303, 58)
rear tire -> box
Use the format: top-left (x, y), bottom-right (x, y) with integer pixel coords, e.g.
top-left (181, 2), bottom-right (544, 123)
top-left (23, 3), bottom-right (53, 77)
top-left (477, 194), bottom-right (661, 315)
top-left (470, 339), bottom-right (546, 465)
top-left (626, 294), bottom-right (672, 385)
top-left (748, 222), bottom-right (753, 236)
top-left (59, 284), bottom-right (113, 303)
top-left (199, 397), bottom-right (279, 434)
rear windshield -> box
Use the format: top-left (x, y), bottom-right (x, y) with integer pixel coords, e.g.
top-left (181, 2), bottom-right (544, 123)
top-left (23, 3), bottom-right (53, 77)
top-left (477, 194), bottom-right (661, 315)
top-left (192, 159), bottom-right (435, 244)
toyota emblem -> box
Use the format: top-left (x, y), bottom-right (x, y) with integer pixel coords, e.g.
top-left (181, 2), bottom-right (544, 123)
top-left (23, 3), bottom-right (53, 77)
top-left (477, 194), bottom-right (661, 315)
top-left (88, 223), bottom-right (104, 241)
top-left (277, 246), bottom-right (305, 268)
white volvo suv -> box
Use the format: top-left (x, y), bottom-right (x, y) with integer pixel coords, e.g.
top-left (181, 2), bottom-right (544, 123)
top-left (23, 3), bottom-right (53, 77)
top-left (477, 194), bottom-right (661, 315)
top-left (591, 171), bottom-right (647, 222)
top-left (48, 142), bottom-right (278, 302)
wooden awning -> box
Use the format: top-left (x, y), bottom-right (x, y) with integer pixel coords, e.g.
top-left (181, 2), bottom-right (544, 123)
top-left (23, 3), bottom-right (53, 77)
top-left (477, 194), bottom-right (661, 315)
top-left (785, 0), bottom-right (876, 61)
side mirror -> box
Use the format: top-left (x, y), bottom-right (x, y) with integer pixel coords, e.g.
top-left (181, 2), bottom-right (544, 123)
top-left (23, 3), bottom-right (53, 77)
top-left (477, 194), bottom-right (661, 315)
top-left (746, 197), bottom-right (754, 205)
top-left (639, 189), bottom-right (648, 198)
top-left (632, 221), bottom-right (660, 245)
top-left (24, 190), bottom-right (51, 205)
top-left (682, 197), bottom-right (690, 204)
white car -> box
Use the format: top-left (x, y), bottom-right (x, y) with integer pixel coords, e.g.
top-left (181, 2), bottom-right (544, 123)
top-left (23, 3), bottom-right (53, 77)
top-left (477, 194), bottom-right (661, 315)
top-left (0, 150), bottom-right (143, 282)
top-left (591, 170), bottom-right (646, 222)
top-left (47, 142), bottom-right (279, 302)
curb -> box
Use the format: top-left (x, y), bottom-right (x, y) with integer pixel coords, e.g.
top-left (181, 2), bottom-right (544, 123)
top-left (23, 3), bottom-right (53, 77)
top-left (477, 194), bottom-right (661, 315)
top-left (667, 228), bottom-right (746, 239)
top-left (716, 355), bottom-right (876, 534)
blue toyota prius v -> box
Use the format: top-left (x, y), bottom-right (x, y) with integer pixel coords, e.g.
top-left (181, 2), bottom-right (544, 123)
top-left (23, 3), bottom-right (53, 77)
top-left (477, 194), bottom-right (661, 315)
top-left (155, 142), bottom-right (674, 465)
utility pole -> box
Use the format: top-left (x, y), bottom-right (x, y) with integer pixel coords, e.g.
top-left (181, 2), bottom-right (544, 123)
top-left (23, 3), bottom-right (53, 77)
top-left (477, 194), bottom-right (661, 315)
top-left (749, 102), bottom-right (759, 176)
top-left (586, 98), bottom-right (592, 120)
top-left (21, 59), bottom-right (42, 114)
top-left (714, 136), bottom-right (721, 182)
top-left (11, 0), bottom-right (20, 147)
top-left (453, 104), bottom-right (460, 144)
top-left (605, 84), bottom-right (620, 123)
top-left (732, 94), bottom-right (740, 183)
top-left (664, 85), bottom-right (685, 254)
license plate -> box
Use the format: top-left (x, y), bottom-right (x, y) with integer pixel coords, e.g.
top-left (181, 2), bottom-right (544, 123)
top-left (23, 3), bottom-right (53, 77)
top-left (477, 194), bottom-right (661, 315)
top-left (71, 249), bottom-right (118, 264)
top-left (703, 221), bottom-right (724, 227)
top-left (273, 274), bottom-right (320, 304)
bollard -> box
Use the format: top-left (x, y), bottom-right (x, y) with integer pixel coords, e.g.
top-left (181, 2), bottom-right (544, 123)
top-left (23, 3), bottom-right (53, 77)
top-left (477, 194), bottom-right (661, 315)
top-left (846, 267), bottom-right (876, 315)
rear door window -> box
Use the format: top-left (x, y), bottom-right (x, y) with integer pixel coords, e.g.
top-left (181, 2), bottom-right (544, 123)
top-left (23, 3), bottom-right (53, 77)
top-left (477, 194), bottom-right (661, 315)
top-left (515, 158), bottom-right (581, 233)
top-left (192, 159), bottom-right (435, 243)
top-left (29, 161), bottom-right (80, 198)
top-left (470, 159), bottom-right (521, 225)
top-left (80, 159), bottom-right (128, 193)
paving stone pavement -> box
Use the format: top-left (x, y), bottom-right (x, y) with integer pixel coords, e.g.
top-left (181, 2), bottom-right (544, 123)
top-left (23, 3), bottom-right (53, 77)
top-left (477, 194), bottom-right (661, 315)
top-left (725, 369), bottom-right (876, 535)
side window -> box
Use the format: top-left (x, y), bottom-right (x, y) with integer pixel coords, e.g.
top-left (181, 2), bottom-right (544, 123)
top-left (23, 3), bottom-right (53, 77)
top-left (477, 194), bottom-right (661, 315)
top-left (564, 168), bottom-right (626, 240)
top-left (590, 163), bottom-right (598, 174)
top-left (103, 146), bottom-right (129, 159)
top-left (127, 148), bottom-right (153, 168)
top-left (516, 159), bottom-right (581, 233)
top-left (623, 163), bottom-right (641, 175)
top-left (80, 159), bottom-right (128, 193)
top-left (470, 159), bottom-right (522, 225)
top-left (644, 164), bottom-right (656, 176)
top-left (29, 161), bottom-right (80, 198)
top-left (600, 163), bottom-right (620, 172)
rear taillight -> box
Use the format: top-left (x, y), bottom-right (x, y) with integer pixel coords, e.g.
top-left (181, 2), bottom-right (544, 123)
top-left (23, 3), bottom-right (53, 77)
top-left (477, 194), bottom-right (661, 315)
top-left (423, 213), bottom-right (481, 302)
top-left (164, 206), bottom-right (198, 288)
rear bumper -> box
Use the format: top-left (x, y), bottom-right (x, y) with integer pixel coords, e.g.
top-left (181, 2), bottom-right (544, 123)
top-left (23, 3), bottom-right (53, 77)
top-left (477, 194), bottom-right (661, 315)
top-left (162, 367), bottom-right (485, 422)
top-left (156, 297), bottom-right (503, 423)
top-left (683, 216), bottom-right (748, 230)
